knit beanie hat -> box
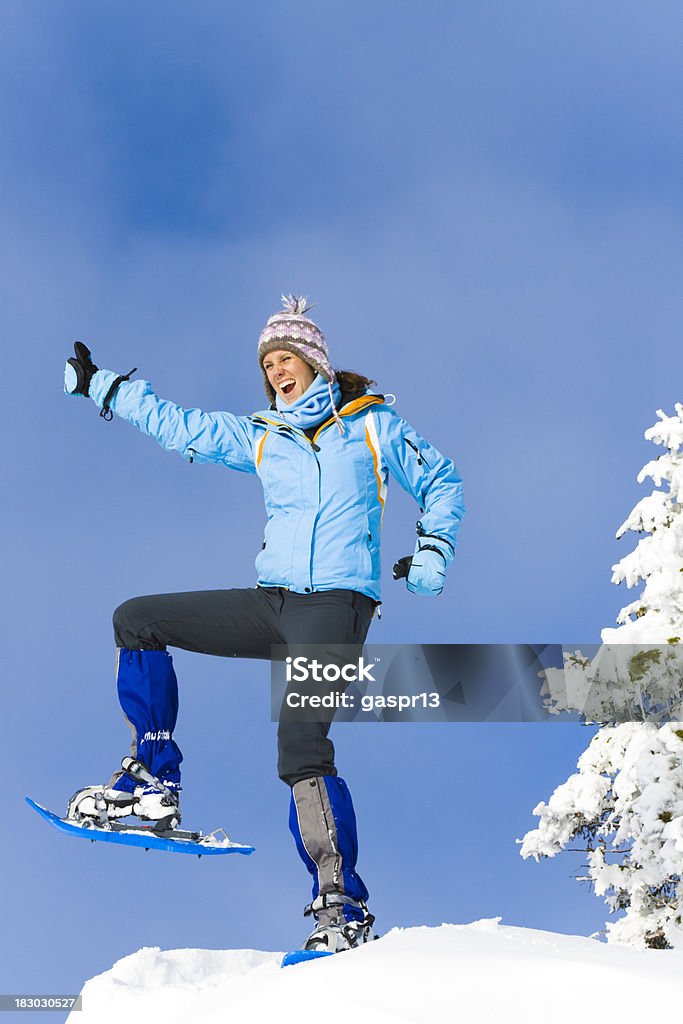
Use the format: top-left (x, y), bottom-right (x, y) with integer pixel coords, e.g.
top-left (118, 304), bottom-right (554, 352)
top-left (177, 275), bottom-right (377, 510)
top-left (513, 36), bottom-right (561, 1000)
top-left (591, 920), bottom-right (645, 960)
top-left (258, 295), bottom-right (337, 405)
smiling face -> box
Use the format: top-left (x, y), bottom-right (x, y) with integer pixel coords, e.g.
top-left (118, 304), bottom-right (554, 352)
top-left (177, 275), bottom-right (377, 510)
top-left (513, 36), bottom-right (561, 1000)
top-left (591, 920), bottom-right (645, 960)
top-left (262, 349), bottom-right (317, 404)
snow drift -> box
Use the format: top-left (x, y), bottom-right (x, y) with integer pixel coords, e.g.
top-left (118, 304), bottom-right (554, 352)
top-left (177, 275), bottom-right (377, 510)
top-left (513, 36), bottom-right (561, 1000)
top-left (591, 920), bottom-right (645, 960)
top-left (69, 919), bottom-right (683, 1024)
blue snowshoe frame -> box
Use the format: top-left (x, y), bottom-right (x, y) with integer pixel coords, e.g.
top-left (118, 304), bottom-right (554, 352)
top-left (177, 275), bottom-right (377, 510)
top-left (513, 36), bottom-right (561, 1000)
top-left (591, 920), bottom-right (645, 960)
top-left (26, 798), bottom-right (255, 857)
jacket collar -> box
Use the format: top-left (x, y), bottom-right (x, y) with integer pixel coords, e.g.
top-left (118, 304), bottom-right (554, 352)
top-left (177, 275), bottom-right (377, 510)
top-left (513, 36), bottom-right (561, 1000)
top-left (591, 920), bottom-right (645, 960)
top-left (251, 392), bottom-right (384, 435)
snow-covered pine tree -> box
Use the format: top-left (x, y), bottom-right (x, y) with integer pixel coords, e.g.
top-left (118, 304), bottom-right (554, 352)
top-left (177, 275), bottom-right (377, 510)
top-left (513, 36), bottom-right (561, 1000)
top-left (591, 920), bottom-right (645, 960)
top-left (520, 404), bottom-right (683, 949)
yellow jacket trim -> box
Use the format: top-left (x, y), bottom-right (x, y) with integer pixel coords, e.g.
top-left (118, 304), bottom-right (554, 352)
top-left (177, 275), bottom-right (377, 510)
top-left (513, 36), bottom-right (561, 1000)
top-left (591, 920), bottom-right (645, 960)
top-left (255, 429), bottom-right (269, 469)
top-left (312, 395), bottom-right (385, 444)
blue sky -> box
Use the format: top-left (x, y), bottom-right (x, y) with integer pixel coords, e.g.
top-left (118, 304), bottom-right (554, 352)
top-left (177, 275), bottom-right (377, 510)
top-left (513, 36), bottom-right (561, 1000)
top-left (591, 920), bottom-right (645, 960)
top-left (2, 0), bottom-right (682, 1013)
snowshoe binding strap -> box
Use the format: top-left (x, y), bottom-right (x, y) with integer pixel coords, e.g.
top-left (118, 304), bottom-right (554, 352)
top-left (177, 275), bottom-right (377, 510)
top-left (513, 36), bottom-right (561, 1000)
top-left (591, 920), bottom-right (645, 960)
top-left (304, 892), bottom-right (375, 929)
top-left (93, 791), bottom-right (110, 827)
top-left (120, 757), bottom-right (178, 801)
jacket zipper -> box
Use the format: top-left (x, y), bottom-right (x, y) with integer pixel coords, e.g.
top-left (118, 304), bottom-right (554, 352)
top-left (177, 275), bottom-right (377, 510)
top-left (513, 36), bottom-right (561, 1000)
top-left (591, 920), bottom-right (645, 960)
top-left (405, 437), bottom-right (431, 468)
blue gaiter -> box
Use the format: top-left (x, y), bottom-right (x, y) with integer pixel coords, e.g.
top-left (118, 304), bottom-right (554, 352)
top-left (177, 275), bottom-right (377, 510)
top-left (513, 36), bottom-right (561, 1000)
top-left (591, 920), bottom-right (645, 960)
top-left (112, 649), bottom-right (183, 793)
top-left (289, 775), bottom-right (369, 923)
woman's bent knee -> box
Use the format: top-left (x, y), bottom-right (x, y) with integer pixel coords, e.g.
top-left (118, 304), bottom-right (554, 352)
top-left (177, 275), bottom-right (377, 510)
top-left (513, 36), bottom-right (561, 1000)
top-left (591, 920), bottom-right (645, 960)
top-left (113, 597), bottom-right (164, 650)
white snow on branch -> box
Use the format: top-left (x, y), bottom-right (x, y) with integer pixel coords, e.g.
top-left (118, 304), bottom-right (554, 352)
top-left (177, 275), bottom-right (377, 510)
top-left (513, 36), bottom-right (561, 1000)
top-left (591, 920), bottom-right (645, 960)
top-left (522, 403), bottom-right (683, 948)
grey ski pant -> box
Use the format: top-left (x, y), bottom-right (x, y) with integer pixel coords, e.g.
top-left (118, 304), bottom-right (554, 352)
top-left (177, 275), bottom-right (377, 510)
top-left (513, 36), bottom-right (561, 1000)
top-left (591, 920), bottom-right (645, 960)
top-left (113, 587), bottom-right (376, 787)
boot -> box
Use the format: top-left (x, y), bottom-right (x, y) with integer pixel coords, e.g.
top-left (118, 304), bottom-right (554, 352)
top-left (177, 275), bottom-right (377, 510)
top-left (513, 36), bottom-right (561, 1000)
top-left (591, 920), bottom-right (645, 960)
top-left (303, 892), bottom-right (376, 953)
top-left (67, 780), bottom-right (180, 829)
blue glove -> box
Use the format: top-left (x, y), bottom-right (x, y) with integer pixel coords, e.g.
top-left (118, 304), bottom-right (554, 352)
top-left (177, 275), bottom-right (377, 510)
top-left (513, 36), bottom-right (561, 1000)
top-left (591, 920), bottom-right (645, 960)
top-left (393, 527), bottom-right (453, 597)
top-left (406, 542), bottom-right (447, 596)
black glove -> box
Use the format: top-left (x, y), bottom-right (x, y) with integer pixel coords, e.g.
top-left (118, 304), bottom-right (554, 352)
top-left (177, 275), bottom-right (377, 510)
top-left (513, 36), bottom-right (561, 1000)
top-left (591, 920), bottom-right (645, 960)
top-left (392, 555), bottom-right (413, 580)
top-left (64, 343), bottom-right (137, 420)
top-left (64, 342), bottom-right (98, 397)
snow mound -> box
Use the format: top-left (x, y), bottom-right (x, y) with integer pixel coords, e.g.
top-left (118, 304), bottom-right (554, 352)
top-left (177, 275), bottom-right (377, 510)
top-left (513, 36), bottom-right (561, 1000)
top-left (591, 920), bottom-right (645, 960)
top-left (70, 920), bottom-right (683, 1024)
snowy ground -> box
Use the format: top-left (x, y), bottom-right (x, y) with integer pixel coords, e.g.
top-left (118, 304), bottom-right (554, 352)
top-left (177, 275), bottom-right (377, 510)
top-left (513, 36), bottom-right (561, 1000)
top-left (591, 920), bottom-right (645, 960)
top-left (69, 919), bottom-right (683, 1024)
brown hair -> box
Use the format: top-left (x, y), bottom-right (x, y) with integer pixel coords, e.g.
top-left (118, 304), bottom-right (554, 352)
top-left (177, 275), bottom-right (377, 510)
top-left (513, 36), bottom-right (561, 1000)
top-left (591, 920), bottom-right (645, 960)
top-left (336, 370), bottom-right (378, 399)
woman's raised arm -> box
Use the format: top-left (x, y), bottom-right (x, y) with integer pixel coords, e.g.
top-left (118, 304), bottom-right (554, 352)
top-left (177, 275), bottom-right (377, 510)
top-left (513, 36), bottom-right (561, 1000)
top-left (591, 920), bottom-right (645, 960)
top-left (64, 344), bottom-right (257, 473)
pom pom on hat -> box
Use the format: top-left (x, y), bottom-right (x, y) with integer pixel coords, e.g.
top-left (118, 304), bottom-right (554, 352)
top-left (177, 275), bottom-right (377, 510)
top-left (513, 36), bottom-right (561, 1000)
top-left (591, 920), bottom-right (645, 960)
top-left (280, 294), bottom-right (314, 316)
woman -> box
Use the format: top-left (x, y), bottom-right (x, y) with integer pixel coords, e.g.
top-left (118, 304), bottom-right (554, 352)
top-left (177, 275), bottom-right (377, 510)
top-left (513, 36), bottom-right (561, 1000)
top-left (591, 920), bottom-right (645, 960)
top-left (63, 295), bottom-right (465, 954)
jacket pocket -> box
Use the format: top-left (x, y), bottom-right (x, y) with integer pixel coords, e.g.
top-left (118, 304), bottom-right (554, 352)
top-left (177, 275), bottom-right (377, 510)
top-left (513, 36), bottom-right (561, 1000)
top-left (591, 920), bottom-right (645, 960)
top-left (360, 518), bottom-right (374, 579)
top-left (185, 445), bottom-right (212, 465)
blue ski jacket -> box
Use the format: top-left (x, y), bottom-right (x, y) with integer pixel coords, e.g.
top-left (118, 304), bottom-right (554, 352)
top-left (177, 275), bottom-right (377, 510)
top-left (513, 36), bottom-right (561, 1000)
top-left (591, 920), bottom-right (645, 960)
top-left (89, 370), bottom-right (465, 603)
